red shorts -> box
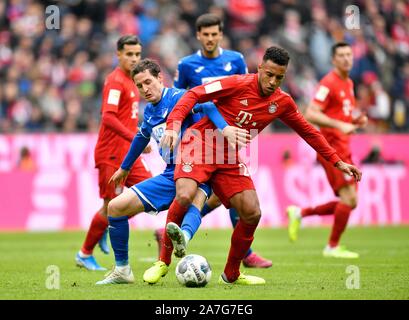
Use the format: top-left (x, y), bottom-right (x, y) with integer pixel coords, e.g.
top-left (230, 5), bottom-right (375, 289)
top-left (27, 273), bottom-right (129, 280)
top-left (97, 158), bottom-right (152, 199)
top-left (317, 154), bottom-right (356, 196)
top-left (174, 161), bottom-right (255, 208)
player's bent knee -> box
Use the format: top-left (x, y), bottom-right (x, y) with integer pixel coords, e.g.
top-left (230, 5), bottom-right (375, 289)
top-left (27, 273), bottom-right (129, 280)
top-left (346, 196), bottom-right (358, 209)
top-left (107, 199), bottom-right (123, 217)
top-left (176, 186), bottom-right (196, 207)
top-left (240, 207), bottom-right (261, 225)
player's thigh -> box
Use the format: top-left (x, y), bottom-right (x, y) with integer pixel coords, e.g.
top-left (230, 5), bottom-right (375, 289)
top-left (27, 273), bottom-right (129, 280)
top-left (229, 189), bottom-right (261, 225)
top-left (108, 188), bottom-right (144, 218)
top-left (211, 164), bottom-right (255, 209)
top-left (125, 158), bottom-right (152, 186)
top-left (175, 178), bottom-right (200, 205)
top-left (97, 164), bottom-right (121, 200)
top-left (131, 173), bottom-right (176, 212)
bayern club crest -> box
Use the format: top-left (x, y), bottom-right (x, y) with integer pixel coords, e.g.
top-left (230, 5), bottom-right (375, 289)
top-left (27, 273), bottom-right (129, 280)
top-left (268, 102), bottom-right (278, 113)
top-left (182, 162), bottom-right (194, 173)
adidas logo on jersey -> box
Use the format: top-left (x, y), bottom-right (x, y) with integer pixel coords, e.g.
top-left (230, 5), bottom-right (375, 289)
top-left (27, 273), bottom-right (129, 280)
top-left (240, 99), bottom-right (248, 106)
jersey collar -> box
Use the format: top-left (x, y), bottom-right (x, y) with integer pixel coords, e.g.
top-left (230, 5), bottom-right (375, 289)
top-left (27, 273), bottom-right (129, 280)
top-left (197, 47), bottom-right (223, 58)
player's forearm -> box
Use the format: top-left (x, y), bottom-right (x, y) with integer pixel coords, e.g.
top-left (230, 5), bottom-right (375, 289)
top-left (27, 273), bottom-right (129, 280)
top-left (120, 132), bottom-right (150, 171)
top-left (305, 107), bottom-right (345, 130)
top-left (102, 112), bottom-right (135, 142)
top-left (167, 91), bottom-right (200, 132)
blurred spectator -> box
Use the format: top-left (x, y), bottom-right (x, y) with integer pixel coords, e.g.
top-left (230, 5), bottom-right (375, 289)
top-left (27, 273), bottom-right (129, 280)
top-left (0, 0), bottom-right (407, 133)
top-left (17, 146), bottom-right (36, 171)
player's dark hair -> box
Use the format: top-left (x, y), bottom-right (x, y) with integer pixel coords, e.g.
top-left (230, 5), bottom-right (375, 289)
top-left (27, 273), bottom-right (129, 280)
top-left (331, 42), bottom-right (351, 57)
top-left (131, 59), bottom-right (161, 78)
top-left (196, 13), bottom-right (223, 32)
top-left (117, 35), bottom-right (141, 51)
top-left (263, 46), bottom-right (290, 66)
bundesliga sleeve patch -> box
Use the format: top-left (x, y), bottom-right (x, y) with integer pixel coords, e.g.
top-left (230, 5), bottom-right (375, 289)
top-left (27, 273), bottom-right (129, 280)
top-left (204, 81), bottom-right (222, 94)
top-left (107, 89), bottom-right (121, 105)
top-left (315, 85), bottom-right (330, 102)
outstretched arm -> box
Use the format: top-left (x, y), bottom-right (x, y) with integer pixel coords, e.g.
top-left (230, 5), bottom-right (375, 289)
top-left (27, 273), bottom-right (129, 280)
top-left (282, 100), bottom-right (362, 181)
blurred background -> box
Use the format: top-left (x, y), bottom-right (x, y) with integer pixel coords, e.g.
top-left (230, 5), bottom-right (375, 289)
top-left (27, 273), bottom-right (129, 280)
top-left (0, 0), bottom-right (408, 133)
top-left (0, 0), bottom-right (408, 231)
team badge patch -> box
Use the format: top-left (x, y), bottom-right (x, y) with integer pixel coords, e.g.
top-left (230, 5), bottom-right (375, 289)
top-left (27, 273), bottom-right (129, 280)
top-left (182, 162), bottom-right (194, 173)
top-left (268, 102), bottom-right (278, 113)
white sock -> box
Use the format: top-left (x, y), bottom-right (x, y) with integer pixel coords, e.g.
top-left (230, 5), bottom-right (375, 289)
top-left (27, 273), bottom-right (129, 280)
top-left (116, 265), bottom-right (130, 273)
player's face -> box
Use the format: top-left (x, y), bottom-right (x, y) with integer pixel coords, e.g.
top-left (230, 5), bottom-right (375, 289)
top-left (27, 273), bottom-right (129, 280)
top-left (257, 60), bottom-right (287, 96)
top-left (117, 44), bottom-right (142, 75)
top-left (196, 25), bottom-right (223, 55)
top-left (332, 46), bottom-right (353, 74)
top-left (133, 70), bottom-right (163, 103)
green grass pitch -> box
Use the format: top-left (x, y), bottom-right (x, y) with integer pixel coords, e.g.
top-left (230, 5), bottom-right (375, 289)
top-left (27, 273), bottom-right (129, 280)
top-left (0, 226), bottom-right (408, 300)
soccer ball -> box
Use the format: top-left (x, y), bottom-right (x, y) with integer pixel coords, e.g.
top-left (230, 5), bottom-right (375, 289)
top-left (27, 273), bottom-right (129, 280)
top-left (175, 254), bottom-right (212, 287)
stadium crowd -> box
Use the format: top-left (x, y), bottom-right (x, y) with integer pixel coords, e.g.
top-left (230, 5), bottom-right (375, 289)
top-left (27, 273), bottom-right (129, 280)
top-left (0, 0), bottom-right (408, 133)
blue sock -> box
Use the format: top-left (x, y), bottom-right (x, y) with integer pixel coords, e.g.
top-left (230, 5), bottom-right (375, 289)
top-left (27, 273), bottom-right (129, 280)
top-left (108, 216), bottom-right (129, 266)
top-left (229, 208), bottom-right (252, 257)
top-left (182, 205), bottom-right (202, 240)
top-left (200, 203), bottom-right (212, 217)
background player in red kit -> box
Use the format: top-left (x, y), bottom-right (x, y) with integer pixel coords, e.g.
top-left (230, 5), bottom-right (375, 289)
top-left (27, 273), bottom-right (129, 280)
top-left (287, 42), bottom-right (367, 259)
top-left (157, 46), bottom-right (362, 285)
top-left (75, 35), bottom-right (152, 270)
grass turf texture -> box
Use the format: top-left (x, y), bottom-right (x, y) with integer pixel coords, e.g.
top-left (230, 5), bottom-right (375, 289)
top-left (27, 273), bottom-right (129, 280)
top-left (0, 226), bottom-right (408, 300)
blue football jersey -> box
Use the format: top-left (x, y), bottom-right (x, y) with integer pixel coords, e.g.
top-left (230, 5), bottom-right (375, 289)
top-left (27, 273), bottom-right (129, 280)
top-left (174, 48), bottom-right (247, 89)
top-left (139, 87), bottom-right (199, 163)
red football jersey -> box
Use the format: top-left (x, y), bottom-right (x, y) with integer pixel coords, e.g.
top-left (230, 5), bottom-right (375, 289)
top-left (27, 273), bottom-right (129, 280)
top-left (95, 67), bottom-right (140, 167)
top-left (312, 70), bottom-right (356, 158)
top-left (167, 73), bottom-right (340, 165)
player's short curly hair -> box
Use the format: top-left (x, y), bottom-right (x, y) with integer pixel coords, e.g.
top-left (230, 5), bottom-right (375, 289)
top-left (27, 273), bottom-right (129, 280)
top-left (131, 59), bottom-right (161, 79)
top-left (196, 13), bottom-right (223, 32)
top-left (117, 35), bottom-right (141, 51)
top-left (263, 46), bottom-right (290, 66)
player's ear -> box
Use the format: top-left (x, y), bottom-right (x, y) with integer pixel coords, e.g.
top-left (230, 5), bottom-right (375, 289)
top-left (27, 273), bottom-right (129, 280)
top-left (158, 72), bottom-right (164, 83)
top-left (196, 31), bottom-right (200, 41)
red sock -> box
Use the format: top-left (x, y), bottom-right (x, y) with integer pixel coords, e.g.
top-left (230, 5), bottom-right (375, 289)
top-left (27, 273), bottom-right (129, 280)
top-left (81, 212), bottom-right (108, 255)
top-left (224, 220), bottom-right (258, 282)
top-left (329, 203), bottom-right (353, 247)
top-left (159, 199), bottom-right (188, 265)
top-left (302, 201), bottom-right (338, 217)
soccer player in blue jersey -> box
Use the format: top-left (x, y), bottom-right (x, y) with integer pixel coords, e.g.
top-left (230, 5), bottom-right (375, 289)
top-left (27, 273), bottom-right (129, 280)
top-left (154, 13), bottom-right (272, 268)
top-left (95, 59), bottom-right (248, 285)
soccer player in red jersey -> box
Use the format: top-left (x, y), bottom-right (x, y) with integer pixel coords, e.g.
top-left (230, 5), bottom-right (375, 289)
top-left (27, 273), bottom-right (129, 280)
top-left (75, 35), bottom-right (152, 270)
top-left (156, 46), bottom-right (362, 285)
top-left (286, 42), bottom-right (367, 259)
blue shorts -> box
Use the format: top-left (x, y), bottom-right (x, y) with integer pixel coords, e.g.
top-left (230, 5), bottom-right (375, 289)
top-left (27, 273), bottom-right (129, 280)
top-left (130, 165), bottom-right (211, 215)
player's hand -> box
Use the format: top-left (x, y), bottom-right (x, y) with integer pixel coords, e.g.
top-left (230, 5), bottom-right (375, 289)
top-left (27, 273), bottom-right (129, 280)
top-left (337, 122), bottom-right (358, 134)
top-left (160, 130), bottom-right (179, 150)
top-left (109, 168), bottom-right (129, 187)
top-left (353, 114), bottom-right (368, 128)
top-left (335, 161), bottom-right (362, 182)
top-left (221, 126), bottom-right (251, 149)
top-left (142, 144), bottom-right (152, 153)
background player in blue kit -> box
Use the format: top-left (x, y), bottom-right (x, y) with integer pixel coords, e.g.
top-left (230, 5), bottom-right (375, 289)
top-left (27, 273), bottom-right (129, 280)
top-left (96, 59), bottom-right (249, 285)
top-left (155, 13), bottom-right (272, 268)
